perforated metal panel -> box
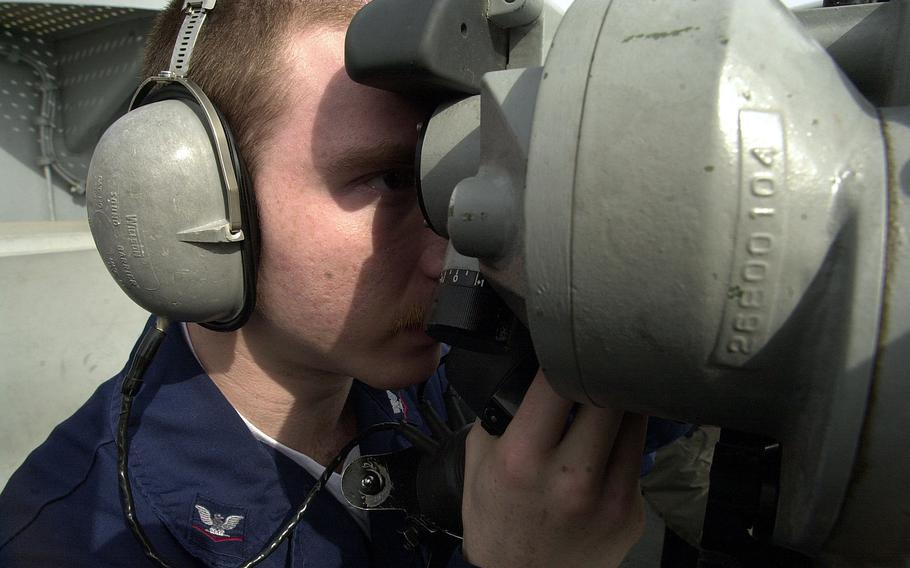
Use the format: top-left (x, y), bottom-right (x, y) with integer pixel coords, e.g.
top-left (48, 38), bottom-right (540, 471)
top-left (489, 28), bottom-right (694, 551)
top-left (0, 30), bottom-right (49, 169)
top-left (0, 3), bottom-right (140, 36)
top-left (59, 24), bottom-right (148, 153)
top-left (0, 3), bottom-right (155, 221)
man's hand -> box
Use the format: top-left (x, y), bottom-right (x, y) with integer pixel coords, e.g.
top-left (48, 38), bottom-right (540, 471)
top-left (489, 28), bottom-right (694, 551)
top-left (461, 370), bottom-right (647, 568)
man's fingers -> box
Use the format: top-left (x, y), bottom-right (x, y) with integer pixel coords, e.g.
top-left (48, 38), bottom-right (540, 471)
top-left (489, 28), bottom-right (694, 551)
top-left (464, 418), bottom-right (496, 468)
top-left (604, 412), bottom-right (648, 491)
top-left (556, 403), bottom-right (624, 478)
top-left (501, 369), bottom-right (574, 454)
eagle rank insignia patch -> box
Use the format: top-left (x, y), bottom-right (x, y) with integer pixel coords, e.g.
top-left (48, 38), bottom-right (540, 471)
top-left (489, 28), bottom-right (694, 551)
top-left (189, 495), bottom-right (247, 556)
top-left (194, 505), bottom-right (244, 540)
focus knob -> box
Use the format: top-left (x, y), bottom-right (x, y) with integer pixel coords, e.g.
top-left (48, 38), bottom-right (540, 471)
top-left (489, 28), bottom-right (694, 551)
top-left (425, 268), bottom-right (515, 353)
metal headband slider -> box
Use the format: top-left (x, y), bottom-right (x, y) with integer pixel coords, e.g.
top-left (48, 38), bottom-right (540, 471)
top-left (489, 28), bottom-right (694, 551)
top-left (182, 0), bottom-right (216, 11)
top-left (168, 0), bottom-right (217, 77)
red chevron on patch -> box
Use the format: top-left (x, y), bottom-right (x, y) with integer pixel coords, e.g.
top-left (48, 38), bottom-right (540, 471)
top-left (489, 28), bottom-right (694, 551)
top-left (398, 390), bottom-right (410, 419)
top-left (192, 524), bottom-right (243, 543)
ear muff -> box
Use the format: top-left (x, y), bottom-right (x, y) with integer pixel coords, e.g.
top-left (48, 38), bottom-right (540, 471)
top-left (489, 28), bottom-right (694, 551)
top-left (86, 78), bottom-right (258, 331)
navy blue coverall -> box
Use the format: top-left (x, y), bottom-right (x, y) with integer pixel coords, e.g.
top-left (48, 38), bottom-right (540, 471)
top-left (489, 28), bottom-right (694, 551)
top-left (0, 320), bottom-right (687, 567)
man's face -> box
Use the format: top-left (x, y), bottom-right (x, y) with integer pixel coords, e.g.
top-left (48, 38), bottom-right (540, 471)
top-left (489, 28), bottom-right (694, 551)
top-left (247, 26), bottom-right (446, 389)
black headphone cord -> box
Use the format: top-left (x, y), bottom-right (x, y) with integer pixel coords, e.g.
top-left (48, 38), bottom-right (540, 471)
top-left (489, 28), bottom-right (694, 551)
top-left (116, 316), bottom-right (432, 568)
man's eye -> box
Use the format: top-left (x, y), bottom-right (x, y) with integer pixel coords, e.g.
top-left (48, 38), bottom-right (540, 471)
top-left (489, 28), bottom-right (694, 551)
top-left (363, 168), bottom-right (416, 193)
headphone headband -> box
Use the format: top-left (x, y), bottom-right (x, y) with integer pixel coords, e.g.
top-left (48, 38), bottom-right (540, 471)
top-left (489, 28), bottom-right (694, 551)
top-left (168, 0), bottom-right (217, 78)
top-left (128, 0), bottom-right (243, 239)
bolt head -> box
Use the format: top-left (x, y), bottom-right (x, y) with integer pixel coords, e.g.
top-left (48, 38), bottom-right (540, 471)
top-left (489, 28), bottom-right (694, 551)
top-left (360, 470), bottom-right (384, 496)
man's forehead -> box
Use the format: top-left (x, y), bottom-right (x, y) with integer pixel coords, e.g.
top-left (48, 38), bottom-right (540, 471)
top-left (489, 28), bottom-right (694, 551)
top-left (310, 112), bottom-right (420, 179)
top-left (285, 27), bottom-right (349, 102)
top-left (290, 30), bottom-right (407, 105)
top-left (284, 30), bottom-right (422, 159)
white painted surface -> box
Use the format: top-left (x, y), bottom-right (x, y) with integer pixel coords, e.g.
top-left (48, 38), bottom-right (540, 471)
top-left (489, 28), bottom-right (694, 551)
top-left (0, 221), bottom-right (96, 257)
top-left (0, 221), bottom-right (149, 489)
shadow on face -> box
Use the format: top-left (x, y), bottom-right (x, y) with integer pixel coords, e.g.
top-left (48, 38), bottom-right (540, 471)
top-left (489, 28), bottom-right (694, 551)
top-left (307, 65), bottom-right (445, 388)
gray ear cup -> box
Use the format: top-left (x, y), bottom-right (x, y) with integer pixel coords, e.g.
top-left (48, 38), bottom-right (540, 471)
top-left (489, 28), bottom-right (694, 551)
top-left (87, 97), bottom-right (253, 327)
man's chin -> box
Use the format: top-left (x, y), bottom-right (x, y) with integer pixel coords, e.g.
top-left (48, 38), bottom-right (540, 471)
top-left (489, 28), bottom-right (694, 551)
top-left (357, 341), bottom-right (442, 390)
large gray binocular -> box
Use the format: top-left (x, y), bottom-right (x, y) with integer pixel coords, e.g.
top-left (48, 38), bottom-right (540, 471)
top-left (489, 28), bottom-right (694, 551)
top-left (346, 0), bottom-right (910, 561)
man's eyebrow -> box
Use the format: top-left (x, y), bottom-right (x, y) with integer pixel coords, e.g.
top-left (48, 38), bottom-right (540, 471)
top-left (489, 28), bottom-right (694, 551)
top-left (321, 141), bottom-right (416, 178)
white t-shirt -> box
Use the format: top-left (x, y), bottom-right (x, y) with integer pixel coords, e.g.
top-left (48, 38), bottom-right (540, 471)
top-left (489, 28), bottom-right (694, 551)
top-left (180, 323), bottom-right (370, 537)
top-left (238, 414), bottom-right (371, 537)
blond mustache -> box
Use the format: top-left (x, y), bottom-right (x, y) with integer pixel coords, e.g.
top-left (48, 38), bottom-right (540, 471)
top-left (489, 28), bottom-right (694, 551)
top-left (392, 305), bottom-right (427, 334)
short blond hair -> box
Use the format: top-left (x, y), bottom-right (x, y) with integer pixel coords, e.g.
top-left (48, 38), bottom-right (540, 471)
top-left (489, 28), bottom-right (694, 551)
top-left (142, 0), bottom-right (362, 178)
